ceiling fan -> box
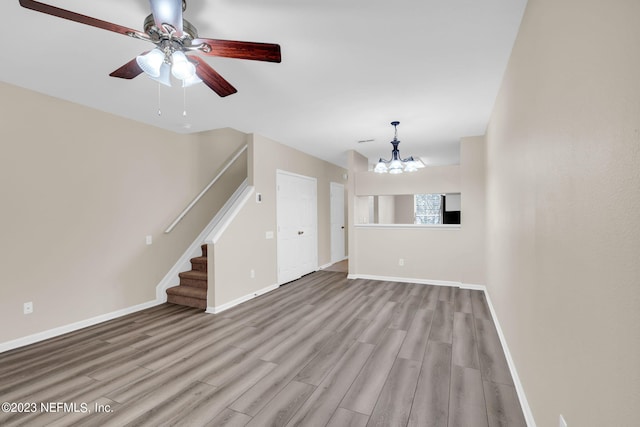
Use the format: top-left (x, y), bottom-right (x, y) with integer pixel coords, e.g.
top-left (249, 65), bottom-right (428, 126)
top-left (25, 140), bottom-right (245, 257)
top-left (18, 0), bottom-right (281, 97)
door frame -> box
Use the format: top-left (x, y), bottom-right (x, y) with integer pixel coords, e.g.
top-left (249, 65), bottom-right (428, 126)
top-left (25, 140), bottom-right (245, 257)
top-left (330, 181), bottom-right (346, 264)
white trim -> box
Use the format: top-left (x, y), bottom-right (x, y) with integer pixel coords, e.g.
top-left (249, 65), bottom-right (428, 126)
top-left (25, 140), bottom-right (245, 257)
top-left (355, 223), bottom-right (461, 229)
top-left (275, 168), bottom-right (317, 181)
top-left (330, 181), bottom-right (346, 263)
top-left (155, 180), bottom-right (251, 300)
top-left (0, 299), bottom-right (161, 353)
top-left (459, 282), bottom-right (486, 291)
top-left (206, 284), bottom-right (279, 314)
top-left (346, 274), bottom-right (460, 288)
top-left (206, 185), bottom-right (255, 244)
top-left (482, 288), bottom-right (537, 427)
top-left (319, 256), bottom-right (348, 271)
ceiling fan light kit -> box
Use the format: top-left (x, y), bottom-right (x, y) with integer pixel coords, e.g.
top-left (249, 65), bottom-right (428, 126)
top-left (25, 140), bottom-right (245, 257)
top-left (374, 121), bottom-right (419, 174)
top-left (19, 0), bottom-right (282, 97)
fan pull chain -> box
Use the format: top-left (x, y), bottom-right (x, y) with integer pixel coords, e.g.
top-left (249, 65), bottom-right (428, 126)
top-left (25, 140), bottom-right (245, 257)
top-left (157, 82), bottom-right (162, 116)
top-left (183, 86), bottom-right (187, 117)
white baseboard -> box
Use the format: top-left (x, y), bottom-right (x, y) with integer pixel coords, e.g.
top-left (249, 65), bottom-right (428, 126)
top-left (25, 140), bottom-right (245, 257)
top-left (346, 273), bottom-right (461, 288)
top-left (459, 282), bottom-right (486, 291)
top-left (318, 256), bottom-right (348, 271)
top-left (206, 283), bottom-right (279, 314)
top-left (482, 288), bottom-right (536, 427)
top-left (0, 299), bottom-right (162, 353)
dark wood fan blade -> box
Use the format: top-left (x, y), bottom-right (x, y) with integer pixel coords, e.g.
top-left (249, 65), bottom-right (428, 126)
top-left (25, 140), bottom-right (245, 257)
top-left (149, 0), bottom-right (183, 36)
top-left (191, 39), bottom-right (281, 63)
top-left (19, 0), bottom-right (143, 38)
top-left (190, 56), bottom-right (237, 97)
top-left (109, 57), bottom-right (144, 79)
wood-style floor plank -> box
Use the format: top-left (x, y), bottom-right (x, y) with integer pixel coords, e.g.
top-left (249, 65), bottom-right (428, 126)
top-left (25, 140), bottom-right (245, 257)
top-left (367, 357), bottom-right (421, 427)
top-left (293, 318), bottom-right (370, 386)
top-left (228, 328), bottom-right (335, 416)
top-left (204, 408), bottom-right (252, 427)
top-left (449, 365), bottom-right (489, 427)
top-left (246, 380), bottom-right (315, 427)
top-left (454, 288), bottom-right (473, 313)
top-left (475, 317), bottom-right (514, 385)
top-left (429, 300), bottom-right (454, 343)
top-left (408, 341), bottom-right (452, 427)
top-left (470, 290), bottom-right (492, 320)
top-left (452, 312), bottom-right (480, 369)
top-left (0, 270), bottom-right (526, 427)
top-left (339, 328), bottom-right (406, 415)
top-left (483, 380), bottom-right (527, 427)
top-left (398, 308), bottom-right (434, 361)
top-left (286, 341), bottom-right (374, 427)
top-left (327, 408), bottom-right (369, 427)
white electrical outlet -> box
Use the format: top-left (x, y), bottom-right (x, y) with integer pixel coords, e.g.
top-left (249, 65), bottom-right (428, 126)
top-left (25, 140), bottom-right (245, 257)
top-left (24, 302), bottom-right (33, 315)
top-left (146, 235), bottom-right (153, 245)
top-left (399, 258), bottom-right (404, 266)
top-left (265, 231), bottom-right (274, 239)
top-left (559, 415), bottom-right (567, 427)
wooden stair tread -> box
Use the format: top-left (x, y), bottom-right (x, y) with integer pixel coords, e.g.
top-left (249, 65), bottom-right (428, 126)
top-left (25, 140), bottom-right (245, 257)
top-left (166, 285), bottom-right (206, 299)
top-left (179, 270), bottom-right (207, 279)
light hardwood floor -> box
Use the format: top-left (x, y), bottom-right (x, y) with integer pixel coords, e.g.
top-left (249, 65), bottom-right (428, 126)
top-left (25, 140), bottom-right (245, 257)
top-left (0, 270), bottom-right (526, 426)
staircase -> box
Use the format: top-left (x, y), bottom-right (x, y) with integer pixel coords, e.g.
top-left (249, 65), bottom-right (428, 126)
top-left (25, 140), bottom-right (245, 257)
top-left (166, 244), bottom-right (208, 310)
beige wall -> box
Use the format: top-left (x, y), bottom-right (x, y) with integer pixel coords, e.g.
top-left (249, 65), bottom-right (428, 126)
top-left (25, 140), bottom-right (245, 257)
top-left (376, 195), bottom-right (396, 224)
top-left (459, 136), bottom-right (486, 284)
top-left (347, 150), bottom-right (370, 276)
top-left (394, 195), bottom-right (415, 224)
top-left (350, 137), bottom-right (486, 285)
top-left (0, 81), bottom-right (246, 344)
top-left (485, 0), bottom-right (640, 425)
top-left (355, 165), bottom-right (460, 195)
top-left (211, 133), bottom-right (347, 307)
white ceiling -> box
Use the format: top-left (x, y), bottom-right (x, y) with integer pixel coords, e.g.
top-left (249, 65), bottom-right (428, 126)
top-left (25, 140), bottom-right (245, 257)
top-left (1, 0), bottom-right (527, 168)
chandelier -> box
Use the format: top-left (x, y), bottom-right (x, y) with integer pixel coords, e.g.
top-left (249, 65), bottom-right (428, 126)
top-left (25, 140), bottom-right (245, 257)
top-left (374, 121), bottom-right (418, 174)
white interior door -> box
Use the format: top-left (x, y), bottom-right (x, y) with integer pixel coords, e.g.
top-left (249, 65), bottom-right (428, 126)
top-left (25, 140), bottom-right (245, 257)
top-left (277, 171), bottom-right (317, 284)
top-left (330, 182), bottom-right (346, 263)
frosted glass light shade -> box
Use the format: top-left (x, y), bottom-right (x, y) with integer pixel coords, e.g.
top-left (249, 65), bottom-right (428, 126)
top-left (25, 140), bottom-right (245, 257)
top-left (404, 159), bottom-right (418, 172)
top-left (136, 49), bottom-right (164, 78)
top-left (388, 159), bottom-right (403, 174)
top-left (182, 73), bottom-right (202, 88)
top-left (374, 161), bottom-right (388, 173)
top-left (149, 62), bottom-right (172, 87)
top-left (171, 51), bottom-right (196, 80)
